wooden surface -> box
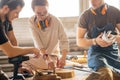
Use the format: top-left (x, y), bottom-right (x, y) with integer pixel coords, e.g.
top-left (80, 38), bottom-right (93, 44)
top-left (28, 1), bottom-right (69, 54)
top-left (56, 69), bottom-right (75, 79)
top-left (26, 70), bottom-right (90, 80)
top-left (62, 70), bottom-right (90, 80)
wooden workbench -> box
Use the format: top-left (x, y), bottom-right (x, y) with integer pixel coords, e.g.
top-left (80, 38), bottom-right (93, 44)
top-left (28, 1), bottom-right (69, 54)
top-left (26, 70), bottom-right (90, 80)
top-left (61, 70), bottom-right (89, 80)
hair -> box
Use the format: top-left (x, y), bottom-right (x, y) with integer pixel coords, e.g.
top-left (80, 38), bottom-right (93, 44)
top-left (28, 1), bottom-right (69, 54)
top-left (0, 0), bottom-right (25, 10)
top-left (31, 0), bottom-right (49, 10)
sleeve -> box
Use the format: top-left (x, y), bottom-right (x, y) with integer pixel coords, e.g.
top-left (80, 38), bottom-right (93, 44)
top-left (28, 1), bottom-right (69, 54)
top-left (29, 18), bottom-right (44, 50)
top-left (8, 23), bottom-right (13, 31)
top-left (78, 12), bottom-right (89, 29)
top-left (0, 27), bottom-right (8, 45)
top-left (58, 18), bottom-right (69, 52)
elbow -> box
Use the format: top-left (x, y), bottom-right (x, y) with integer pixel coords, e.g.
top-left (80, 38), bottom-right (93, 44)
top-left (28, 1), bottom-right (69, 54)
top-left (76, 38), bottom-right (82, 47)
top-left (3, 50), bottom-right (15, 58)
top-left (76, 40), bottom-right (83, 47)
top-left (76, 39), bottom-right (88, 48)
top-left (6, 54), bottom-right (15, 58)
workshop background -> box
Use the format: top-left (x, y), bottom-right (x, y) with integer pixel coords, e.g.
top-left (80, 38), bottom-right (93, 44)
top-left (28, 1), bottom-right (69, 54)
top-left (0, 0), bottom-right (120, 77)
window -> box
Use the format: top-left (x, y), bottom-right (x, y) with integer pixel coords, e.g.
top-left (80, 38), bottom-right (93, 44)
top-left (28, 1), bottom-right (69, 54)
top-left (19, 0), bottom-right (33, 18)
top-left (19, 0), bottom-right (79, 18)
top-left (48, 0), bottom-right (79, 17)
top-left (105, 0), bottom-right (120, 9)
top-left (89, 0), bottom-right (120, 9)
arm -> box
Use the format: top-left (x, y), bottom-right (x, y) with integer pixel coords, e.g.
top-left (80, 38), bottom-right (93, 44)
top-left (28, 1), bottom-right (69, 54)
top-left (57, 19), bottom-right (69, 68)
top-left (77, 12), bottom-right (95, 48)
top-left (7, 30), bottom-right (18, 46)
top-left (0, 41), bottom-right (39, 58)
top-left (76, 27), bottom-right (94, 48)
top-left (58, 20), bottom-right (69, 57)
top-left (0, 27), bottom-right (40, 58)
top-left (77, 27), bottom-right (113, 48)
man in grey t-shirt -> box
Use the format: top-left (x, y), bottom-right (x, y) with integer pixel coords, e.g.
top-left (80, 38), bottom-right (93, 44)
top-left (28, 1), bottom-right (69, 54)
top-left (77, 0), bottom-right (120, 80)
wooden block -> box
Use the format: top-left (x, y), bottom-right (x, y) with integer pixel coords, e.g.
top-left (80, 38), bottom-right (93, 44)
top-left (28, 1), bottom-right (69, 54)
top-left (33, 73), bottom-right (61, 80)
top-left (56, 69), bottom-right (75, 79)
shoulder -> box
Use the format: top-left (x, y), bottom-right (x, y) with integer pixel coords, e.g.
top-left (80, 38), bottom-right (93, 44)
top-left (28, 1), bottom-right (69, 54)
top-left (49, 14), bottom-right (62, 23)
top-left (108, 5), bottom-right (120, 13)
top-left (49, 14), bottom-right (64, 29)
top-left (80, 9), bottom-right (91, 18)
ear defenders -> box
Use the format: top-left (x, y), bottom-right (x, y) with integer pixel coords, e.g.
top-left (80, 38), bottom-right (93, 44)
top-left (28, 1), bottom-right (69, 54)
top-left (37, 19), bottom-right (49, 30)
top-left (91, 4), bottom-right (107, 15)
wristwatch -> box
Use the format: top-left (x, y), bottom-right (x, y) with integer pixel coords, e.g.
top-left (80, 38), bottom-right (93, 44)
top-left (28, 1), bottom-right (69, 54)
top-left (92, 38), bottom-right (97, 45)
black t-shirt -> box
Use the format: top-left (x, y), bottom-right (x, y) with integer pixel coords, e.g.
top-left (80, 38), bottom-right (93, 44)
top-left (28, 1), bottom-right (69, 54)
top-left (3, 18), bottom-right (13, 33)
top-left (0, 20), bottom-right (8, 45)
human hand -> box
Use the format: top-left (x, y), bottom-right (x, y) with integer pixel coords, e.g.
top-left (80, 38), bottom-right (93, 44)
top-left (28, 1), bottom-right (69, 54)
top-left (40, 48), bottom-right (46, 55)
top-left (95, 33), bottom-right (113, 47)
top-left (102, 31), bottom-right (116, 43)
top-left (57, 56), bottom-right (66, 68)
top-left (48, 61), bottom-right (55, 70)
top-left (31, 48), bottom-right (40, 58)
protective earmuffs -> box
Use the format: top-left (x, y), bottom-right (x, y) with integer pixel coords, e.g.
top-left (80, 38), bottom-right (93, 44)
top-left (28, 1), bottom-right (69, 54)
top-left (37, 19), bottom-right (49, 30)
top-left (91, 4), bottom-right (107, 15)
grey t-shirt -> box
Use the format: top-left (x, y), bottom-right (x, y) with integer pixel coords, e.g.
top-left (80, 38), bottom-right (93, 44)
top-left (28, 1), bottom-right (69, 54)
top-left (78, 4), bottom-right (120, 38)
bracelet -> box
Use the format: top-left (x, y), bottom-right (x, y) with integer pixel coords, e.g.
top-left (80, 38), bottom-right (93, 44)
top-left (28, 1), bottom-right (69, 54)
top-left (92, 38), bottom-right (97, 45)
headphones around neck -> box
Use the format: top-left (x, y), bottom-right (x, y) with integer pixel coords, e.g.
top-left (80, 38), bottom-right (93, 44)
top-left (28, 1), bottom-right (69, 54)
top-left (34, 16), bottom-right (50, 30)
top-left (91, 4), bottom-right (107, 15)
top-left (37, 19), bottom-right (49, 30)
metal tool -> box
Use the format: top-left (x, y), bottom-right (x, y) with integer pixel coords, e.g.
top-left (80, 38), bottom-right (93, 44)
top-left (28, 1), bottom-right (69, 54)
top-left (64, 65), bottom-right (101, 75)
top-left (9, 55), bottom-right (30, 80)
top-left (73, 67), bottom-right (101, 75)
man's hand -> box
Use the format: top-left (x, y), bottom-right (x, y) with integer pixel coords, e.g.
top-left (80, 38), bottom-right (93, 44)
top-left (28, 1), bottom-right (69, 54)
top-left (96, 33), bottom-right (113, 47)
top-left (57, 50), bottom-right (68, 68)
top-left (43, 54), bottom-right (55, 70)
top-left (40, 48), bottom-right (46, 55)
top-left (102, 31), bottom-right (116, 43)
top-left (31, 48), bottom-right (40, 58)
top-left (57, 56), bottom-right (66, 68)
top-left (48, 61), bottom-right (55, 70)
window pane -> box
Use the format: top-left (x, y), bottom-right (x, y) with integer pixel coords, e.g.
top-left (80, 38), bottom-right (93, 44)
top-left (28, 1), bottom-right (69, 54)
top-left (20, 0), bottom-right (79, 18)
top-left (89, 0), bottom-right (120, 9)
top-left (19, 0), bottom-right (33, 18)
top-left (48, 0), bottom-right (79, 17)
top-left (105, 0), bottom-right (120, 9)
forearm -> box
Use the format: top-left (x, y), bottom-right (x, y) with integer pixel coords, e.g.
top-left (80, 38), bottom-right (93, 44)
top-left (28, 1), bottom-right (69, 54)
top-left (0, 42), bottom-right (34, 58)
top-left (61, 50), bottom-right (68, 58)
top-left (77, 38), bottom-right (94, 48)
top-left (11, 47), bottom-right (35, 57)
